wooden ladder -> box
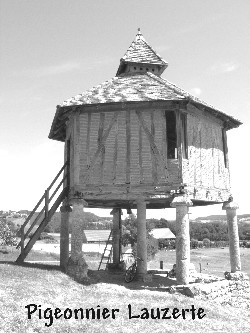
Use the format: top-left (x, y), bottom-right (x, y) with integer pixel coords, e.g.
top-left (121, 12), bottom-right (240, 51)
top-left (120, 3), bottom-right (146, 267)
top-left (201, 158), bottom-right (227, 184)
top-left (98, 230), bottom-right (113, 270)
top-left (16, 162), bottom-right (69, 263)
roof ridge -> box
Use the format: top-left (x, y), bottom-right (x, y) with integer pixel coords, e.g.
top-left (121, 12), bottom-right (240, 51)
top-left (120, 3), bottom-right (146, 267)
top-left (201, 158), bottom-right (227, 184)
top-left (147, 72), bottom-right (220, 109)
top-left (146, 72), bottom-right (187, 98)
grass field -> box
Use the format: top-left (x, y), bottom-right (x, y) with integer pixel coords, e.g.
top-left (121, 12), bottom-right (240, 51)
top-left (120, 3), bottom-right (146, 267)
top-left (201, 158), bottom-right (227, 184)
top-left (148, 247), bottom-right (250, 278)
top-left (1, 244), bottom-right (250, 332)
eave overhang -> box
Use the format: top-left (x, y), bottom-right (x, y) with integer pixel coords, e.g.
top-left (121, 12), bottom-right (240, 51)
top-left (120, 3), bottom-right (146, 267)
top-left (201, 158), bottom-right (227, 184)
top-left (48, 98), bottom-right (242, 142)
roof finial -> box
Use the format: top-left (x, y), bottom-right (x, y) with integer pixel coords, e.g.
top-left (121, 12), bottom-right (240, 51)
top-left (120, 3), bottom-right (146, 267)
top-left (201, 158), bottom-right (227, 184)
top-left (137, 27), bottom-right (142, 35)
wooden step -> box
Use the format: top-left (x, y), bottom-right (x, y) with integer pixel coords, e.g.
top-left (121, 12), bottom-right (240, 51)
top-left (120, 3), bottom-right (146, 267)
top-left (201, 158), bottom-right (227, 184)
top-left (16, 187), bottom-right (68, 263)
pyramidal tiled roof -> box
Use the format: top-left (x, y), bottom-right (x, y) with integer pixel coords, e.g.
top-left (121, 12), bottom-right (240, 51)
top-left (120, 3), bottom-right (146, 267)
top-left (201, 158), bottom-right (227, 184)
top-left (49, 31), bottom-right (242, 141)
top-left (59, 71), bottom-right (231, 116)
top-left (61, 73), bottom-right (185, 106)
top-left (120, 29), bottom-right (168, 66)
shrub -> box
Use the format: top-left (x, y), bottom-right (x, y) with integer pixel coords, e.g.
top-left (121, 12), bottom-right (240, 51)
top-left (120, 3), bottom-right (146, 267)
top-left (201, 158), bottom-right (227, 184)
top-left (0, 220), bottom-right (18, 246)
top-left (190, 238), bottom-right (199, 249)
top-left (202, 238), bottom-right (211, 247)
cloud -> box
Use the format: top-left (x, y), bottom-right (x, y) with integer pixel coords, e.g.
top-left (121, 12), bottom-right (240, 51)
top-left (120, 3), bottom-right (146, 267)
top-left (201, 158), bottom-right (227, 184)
top-left (210, 62), bottom-right (239, 74)
top-left (190, 87), bottom-right (202, 96)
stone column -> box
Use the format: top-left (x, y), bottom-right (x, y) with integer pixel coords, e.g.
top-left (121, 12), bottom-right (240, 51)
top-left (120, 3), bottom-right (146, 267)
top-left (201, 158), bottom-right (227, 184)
top-left (136, 199), bottom-right (147, 277)
top-left (171, 195), bottom-right (193, 285)
top-left (67, 198), bottom-right (88, 281)
top-left (110, 208), bottom-right (121, 265)
top-left (60, 204), bottom-right (72, 271)
top-left (223, 200), bottom-right (241, 272)
top-left (71, 199), bottom-right (86, 260)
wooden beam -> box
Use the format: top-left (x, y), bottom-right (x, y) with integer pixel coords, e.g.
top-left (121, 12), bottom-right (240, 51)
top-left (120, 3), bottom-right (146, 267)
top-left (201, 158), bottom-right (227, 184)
top-left (73, 112), bottom-right (80, 186)
top-left (150, 110), bottom-right (157, 183)
top-left (76, 100), bottom-right (185, 114)
top-left (82, 113), bottom-right (118, 184)
top-left (139, 121), bottom-right (143, 183)
top-left (99, 113), bottom-right (105, 184)
top-left (126, 111), bottom-right (131, 184)
top-left (86, 112), bottom-right (91, 169)
top-left (112, 117), bottom-right (118, 183)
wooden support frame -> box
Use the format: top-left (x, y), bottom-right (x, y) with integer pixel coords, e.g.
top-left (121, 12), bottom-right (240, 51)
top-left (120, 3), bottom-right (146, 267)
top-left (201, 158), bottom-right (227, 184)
top-left (82, 113), bottom-right (118, 184)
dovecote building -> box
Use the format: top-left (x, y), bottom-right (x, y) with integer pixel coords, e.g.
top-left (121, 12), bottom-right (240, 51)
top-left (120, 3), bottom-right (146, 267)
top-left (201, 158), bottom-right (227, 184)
top-left (18, 30), bottom-right (243, 284)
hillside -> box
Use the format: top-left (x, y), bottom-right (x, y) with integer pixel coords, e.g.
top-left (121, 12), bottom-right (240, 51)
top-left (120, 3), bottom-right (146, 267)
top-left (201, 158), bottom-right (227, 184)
top-left (193, 214), bottom-right (250, 224)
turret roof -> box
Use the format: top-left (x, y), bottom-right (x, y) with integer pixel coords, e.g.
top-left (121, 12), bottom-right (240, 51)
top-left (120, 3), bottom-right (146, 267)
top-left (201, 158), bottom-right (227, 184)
top-left (121, 29), bottom-right (167, 66)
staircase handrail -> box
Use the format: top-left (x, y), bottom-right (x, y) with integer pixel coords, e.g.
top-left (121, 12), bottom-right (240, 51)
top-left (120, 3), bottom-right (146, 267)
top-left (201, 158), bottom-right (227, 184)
top-left (16, 161), bottom-right (68, 249)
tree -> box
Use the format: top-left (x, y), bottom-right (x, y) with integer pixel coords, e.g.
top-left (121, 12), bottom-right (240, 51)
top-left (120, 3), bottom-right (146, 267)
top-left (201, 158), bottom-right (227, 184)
top-left (0, 219), bottom-right (17, 246)
top-left (121, 214), bottom-right (158, 260)
top-left (190, 238), bottom-right (199, 249)
top-left (202, 238), bottom-right (211, 248)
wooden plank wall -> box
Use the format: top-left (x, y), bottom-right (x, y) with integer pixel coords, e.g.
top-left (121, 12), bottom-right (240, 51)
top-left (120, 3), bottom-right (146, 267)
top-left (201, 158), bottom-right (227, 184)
top-left (78, 109), bottom-right (179, 189)
top-left (183, 105), bottom-right (230, 193)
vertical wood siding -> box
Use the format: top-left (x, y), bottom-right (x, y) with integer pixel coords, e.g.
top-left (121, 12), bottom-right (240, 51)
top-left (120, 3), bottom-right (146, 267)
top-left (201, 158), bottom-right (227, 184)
top-left (79, 109), bottom-right (176, 187)
top-left (130, 110), bottom-right (140, 184)
top-left (183, 108), bottom-right (230, 191)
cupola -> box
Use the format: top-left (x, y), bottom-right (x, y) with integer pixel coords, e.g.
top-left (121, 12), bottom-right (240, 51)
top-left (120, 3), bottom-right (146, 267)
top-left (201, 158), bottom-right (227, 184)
top-left (116, 28), bottom-right (168, 77)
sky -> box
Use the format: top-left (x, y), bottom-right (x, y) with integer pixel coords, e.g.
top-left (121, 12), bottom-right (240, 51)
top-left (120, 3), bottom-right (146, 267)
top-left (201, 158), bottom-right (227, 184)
top-left (0, 0), bottom-right (249, 220)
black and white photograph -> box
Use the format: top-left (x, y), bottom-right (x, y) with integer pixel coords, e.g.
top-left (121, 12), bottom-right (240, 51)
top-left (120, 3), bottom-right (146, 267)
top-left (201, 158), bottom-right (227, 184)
top-left (0, 1), bottom-right (249, 332)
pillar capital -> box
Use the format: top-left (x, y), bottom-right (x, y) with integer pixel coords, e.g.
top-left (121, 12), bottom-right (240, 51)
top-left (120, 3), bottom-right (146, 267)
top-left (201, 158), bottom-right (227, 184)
top-left (69, 198), bottom-right (88, 207)
top-left (222, 201), bottom-right (239, 211)
top-left (110, 208), bottom-right (123, 215)
top-left (60, 205), bottom-right (72, 213)
top-left (133, 199), bottom-right (149, 205)
top-left (68, 189), bottom-right (88, 206)
top-left (170, 195), bottom-right (193, 208)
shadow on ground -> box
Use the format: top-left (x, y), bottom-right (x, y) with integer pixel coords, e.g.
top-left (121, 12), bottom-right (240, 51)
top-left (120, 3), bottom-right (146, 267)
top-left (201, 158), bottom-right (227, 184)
top-left (87, 269), bottom-right (177, 292)
top-left (1, 259), bottom-right (177, 292)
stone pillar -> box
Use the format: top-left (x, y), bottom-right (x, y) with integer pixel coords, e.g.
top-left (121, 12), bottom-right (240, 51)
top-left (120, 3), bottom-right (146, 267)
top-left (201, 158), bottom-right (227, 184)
top-left (110, 208), bottom-right (121, 265)
top-left (67, 199), bottom-right (88, 281)
top-left (171, 195), bottom-right (193, 285)
top-left (223, 200), bottom-right (241, 272)
top-left (136, 199), bottom-right (147, 277)
top-left (60, 204), bottom-right (72, 271)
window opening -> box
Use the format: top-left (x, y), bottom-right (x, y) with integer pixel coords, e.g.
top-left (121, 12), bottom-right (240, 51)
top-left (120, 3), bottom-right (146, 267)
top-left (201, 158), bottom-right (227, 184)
top-left (166, 111), bottom-right (177, 159)
top-left (181, 113), bottom-right (188, 159)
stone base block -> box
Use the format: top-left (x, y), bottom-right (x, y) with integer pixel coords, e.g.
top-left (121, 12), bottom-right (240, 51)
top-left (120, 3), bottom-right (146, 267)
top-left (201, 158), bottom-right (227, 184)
top-left (66, 255), bottom-right (89, 283)
top-left (182, 279), bottom-right (250, 299)
top-left (224, 271), bottom-right (249, 281)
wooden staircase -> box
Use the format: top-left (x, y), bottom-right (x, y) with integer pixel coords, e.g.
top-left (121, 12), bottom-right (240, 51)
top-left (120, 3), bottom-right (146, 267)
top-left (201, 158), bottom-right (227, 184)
top-left (98, 230), bottom-right (113, 270)
top-left (16, 162), bottom-right (69, 263)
